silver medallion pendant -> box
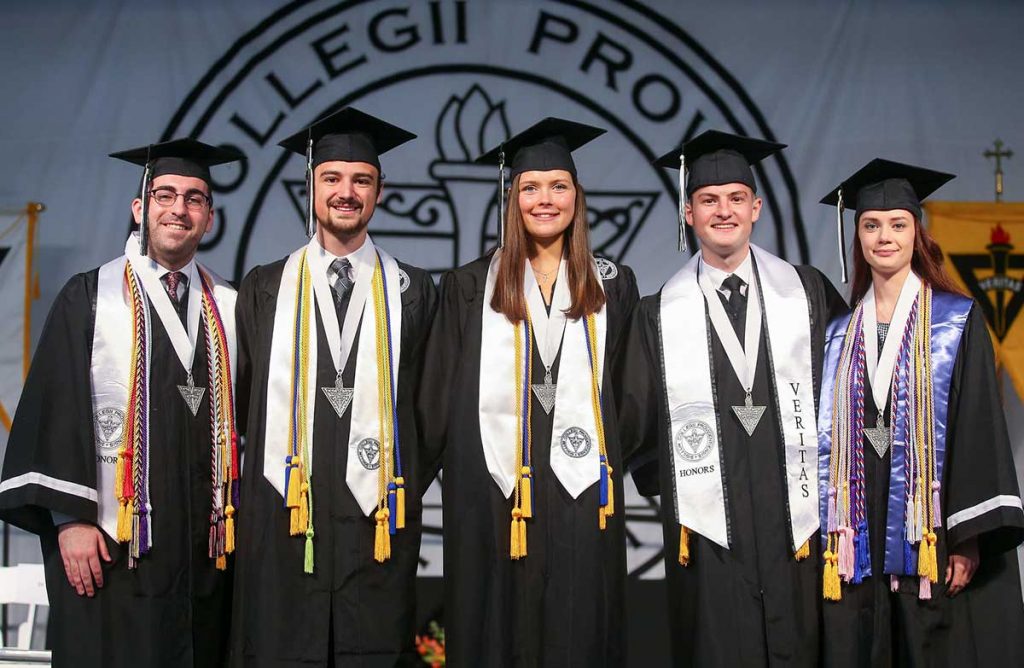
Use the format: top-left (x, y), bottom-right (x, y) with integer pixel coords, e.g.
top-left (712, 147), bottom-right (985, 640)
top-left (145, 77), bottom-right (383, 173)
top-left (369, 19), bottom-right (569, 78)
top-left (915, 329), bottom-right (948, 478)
top-left (864, 414), bottom-right (891, 458)
top-left (531, 368), bottom-right (557, 415)
top-left (322, 372), bottom-right (354, 418)
top-left (731, 391), bottom-right (766, 437)
top-left (178, 373), bottom-right (206, 417)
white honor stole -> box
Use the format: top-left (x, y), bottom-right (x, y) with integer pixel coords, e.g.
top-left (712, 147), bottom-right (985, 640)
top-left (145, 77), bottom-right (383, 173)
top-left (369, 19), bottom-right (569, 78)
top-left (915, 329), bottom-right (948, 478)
top-left (263, 236), bottom-right (403, 517)
top-left (660, 244), bottom-right (818, 551)
top-left (479, 251), bottom-right (607, 499)
top-left (90, 234), bottom-right (237, 540)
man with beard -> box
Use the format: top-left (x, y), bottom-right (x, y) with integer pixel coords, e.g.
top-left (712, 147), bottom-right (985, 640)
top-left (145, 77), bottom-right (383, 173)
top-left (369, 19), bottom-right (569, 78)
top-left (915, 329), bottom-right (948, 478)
top-left (0, 139), bottom-right (243, 667)
top-left (229, 107), bottom-right (437, 667)
top-left (617, 131), bottom-right (847, 666)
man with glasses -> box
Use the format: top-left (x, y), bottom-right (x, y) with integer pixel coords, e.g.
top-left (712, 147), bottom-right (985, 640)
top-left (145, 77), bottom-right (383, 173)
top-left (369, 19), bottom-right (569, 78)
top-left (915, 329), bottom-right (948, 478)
top-left (0, 139), bottom-right (243, 668)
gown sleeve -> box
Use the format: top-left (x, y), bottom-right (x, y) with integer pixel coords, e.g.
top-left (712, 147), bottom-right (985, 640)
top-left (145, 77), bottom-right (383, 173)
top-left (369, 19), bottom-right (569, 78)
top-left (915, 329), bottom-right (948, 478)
top-left (233, 265), bottom-right (262, 441)
top-left (615, 295), bottom-right (662, 496)
top-left (0, 272), bottom-right (98, 534)
top-left (943, 305), bottom-right (1024, 555)
top-left (416, 270), bottom-right (466, 493)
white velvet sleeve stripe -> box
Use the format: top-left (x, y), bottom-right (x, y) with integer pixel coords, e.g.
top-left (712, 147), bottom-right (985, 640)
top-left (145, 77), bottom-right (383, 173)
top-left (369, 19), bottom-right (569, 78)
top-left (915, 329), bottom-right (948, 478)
top-left (0, 472), bottom-right (98, 502)
top-left (946, 494), bottom-right (1024, 530)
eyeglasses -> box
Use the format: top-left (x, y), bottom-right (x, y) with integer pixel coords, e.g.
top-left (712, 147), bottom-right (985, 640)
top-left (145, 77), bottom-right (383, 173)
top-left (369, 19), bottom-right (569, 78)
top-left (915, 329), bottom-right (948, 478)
top-left (149, 189), bottom-right (211, 211)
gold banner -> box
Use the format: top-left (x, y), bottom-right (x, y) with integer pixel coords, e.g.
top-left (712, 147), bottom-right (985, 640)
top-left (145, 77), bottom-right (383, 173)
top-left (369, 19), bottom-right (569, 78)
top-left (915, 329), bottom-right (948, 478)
top-left (927, 201), bottom-right (1024, 398)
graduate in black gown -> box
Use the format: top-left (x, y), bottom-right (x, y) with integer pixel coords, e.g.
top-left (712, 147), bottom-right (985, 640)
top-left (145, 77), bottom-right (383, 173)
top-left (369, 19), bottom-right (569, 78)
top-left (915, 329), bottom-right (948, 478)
top-left (617, 131), bottom-right (847, 666)
top-left (418, 118), bottom-right (638, 666)
top-left (817, 160), bottom-right (1024, 666)
top-left (229, 108), bottom-right (437, 667)
top-left (0, 140), bottom-right (243, 668)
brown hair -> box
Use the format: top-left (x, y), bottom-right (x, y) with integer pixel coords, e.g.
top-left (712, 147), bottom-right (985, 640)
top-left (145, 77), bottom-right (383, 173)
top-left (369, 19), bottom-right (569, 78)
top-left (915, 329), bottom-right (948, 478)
top-left (850, 213), bottom-right (966, 304)
top-left (490, 173), bottom-right (606, 322)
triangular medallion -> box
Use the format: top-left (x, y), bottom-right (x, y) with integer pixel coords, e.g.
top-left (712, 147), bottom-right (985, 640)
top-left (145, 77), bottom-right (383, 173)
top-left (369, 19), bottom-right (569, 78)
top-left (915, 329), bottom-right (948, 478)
top-left (322, 374), bottom-right (354, 418)
top-left (178, 377), bottom-right (206, 417)
top-left (731, 392), bottom-right (766, 436)
top-left (864, 415), bottom-right (891, 458)
top-left (531, 369), bottom-right (557, 415)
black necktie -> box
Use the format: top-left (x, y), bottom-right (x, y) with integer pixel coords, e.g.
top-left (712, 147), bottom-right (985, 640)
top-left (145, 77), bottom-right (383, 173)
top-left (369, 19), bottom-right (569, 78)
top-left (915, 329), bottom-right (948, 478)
top-left (161, 271), bottom-right (188, 325)
top-left (719, 274), bottom-right (747, 343)
top-left (329, 258), bottom-right (355, 325)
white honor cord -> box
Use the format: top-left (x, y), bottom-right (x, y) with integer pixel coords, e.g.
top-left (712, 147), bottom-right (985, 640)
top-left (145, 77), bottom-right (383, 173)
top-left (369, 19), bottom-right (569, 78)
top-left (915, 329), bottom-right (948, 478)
top-left (698, 259), bottom-right (762, 393)
top-left (862, 272), bottom-right (921, 414)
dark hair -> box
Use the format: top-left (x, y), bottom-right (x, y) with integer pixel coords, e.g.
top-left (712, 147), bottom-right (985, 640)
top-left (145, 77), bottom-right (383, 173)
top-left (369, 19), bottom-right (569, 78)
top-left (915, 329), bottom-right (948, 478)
top-left (490, 173), bottom-right (606, 322)
top-left (850, 213), bottom-right (965, 304)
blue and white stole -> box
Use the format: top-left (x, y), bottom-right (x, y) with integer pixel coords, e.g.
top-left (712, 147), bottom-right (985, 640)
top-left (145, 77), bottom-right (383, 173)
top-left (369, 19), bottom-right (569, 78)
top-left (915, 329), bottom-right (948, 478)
top-left (818, 272), bottom-right (972, 599)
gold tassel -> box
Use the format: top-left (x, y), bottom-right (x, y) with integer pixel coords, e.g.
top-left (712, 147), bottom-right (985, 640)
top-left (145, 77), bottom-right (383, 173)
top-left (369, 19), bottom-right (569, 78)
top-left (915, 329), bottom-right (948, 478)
top-left (518, 512), bottom-right (527, 557)
top-left (285, 459), bottom-right (301, 508)
top-left (678, 525), bottom-right (691, 566)
top-left (225, 505), bottom-right (236, 554)
top-left (605, 467), bottom-right (615, 518)
top-left (599, 506), bottom-right (607, 530)
top-left (374, 508), bottom-right (390, 563)
top-left (823, 550), bottom-right (842, 601)
top-left (510, 508), bottom-right (523, 559)
top-left (395, 477), bottom-right (406, 530)
top-left (114, 448), bottom-right (126, 498)
top-left (520, 467), bottom-right (533, 519)
top-left (918, 532), bottom-right (938, 582)
top-left (116, 500), bottom-right (131, 542)
top-left (295, 486), bottom-right (309, 536)
top-left (795, 539), bottom-right (810, 561)
top-left (289, 506), bottom-right (300, 535)
top-left (216, 554), bottom-right (227, 571)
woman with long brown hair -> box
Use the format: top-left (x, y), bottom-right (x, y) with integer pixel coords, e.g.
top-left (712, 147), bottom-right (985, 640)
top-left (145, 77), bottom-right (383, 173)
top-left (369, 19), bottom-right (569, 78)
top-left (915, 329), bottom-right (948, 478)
top-left (418, 118), bottom-right (638, 667)
top-left (817, 159), bottom-right (1024, 666)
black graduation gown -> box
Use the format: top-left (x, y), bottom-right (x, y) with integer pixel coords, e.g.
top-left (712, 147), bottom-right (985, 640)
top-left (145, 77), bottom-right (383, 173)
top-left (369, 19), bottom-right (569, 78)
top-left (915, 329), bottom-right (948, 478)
top-left (617, 264), bottom-right (847, 667)
top-left (821, 306), bottom-right (1024, 667)
top-left (229, 257), bottom-right (437, 667)
top-left (0, 269), bottom-right (230, 668)
top-left (417, 254), bottom-right (639, 668)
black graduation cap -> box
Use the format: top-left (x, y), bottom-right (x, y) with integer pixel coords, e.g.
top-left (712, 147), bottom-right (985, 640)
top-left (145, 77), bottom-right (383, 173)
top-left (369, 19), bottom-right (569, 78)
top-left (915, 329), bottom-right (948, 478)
top-left (110, 138), bottom-right (243, 255)
top-left (277, 106), bottom-right (416, 172)
top-left (653, 130), bottom-right (785, 252)
top-left (277, 107), bottom-right (416, 238)
top-left (475, 117), bottom-right (605, 247)
top-left (820, 158), bottom-right (955, 283)
top-left (110, 138), bottom-right (243, 187)
top-left (475, 117), bottom-right (606, 179)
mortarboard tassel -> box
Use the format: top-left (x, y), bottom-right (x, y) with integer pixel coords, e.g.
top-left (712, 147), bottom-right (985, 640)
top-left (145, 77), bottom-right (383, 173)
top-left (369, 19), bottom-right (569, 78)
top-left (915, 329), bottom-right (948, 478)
top-left (677, 152), bottom-right (687, 253)
top-left (139, 157), bottom-right (153, 256)
top-left (836, 187), bottom-right (848, 284)
top-left (305, 134), bottom-right (316, 239)
top-left (498, 148), bottom-right (507, 249)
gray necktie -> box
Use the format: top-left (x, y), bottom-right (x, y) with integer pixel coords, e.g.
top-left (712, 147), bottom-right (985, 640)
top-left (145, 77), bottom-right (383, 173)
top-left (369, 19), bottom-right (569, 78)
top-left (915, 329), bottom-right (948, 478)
top-left (328, 258), bottom-right (355, 324)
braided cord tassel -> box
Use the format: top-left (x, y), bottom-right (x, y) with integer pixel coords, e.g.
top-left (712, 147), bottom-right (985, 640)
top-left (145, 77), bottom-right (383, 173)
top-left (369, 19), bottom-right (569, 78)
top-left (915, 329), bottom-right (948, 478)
top-left (372, 259), bottom-right (393, 563)
top-left (378, 255), bottom-right (405, 533)
top-left (585, 314), bottom-right (613, 530)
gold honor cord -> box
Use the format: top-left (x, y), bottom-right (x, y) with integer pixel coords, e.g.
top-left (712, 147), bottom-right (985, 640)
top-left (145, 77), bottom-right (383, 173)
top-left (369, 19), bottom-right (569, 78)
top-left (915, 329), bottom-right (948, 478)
top-left (586, 314), bottom-right (614, 531)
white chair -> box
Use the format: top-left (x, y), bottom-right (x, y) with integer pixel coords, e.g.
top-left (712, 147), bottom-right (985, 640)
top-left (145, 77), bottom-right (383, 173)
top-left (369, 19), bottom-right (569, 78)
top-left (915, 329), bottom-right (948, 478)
top-left (0, 564), bottom-right (47, 650)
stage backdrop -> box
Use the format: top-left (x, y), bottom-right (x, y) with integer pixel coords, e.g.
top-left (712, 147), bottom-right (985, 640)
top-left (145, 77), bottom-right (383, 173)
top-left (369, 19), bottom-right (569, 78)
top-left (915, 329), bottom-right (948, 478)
top-left (1, 0), bottom-right (1023, 659)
